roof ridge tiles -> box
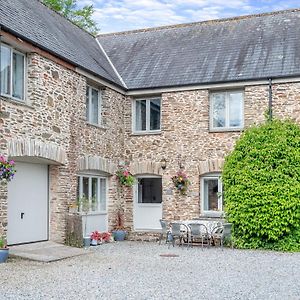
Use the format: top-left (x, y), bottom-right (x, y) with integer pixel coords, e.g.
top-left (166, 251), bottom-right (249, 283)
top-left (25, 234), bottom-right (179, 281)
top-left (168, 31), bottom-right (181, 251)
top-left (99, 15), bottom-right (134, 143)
top-left (97, 7), bottom-right (300, 37)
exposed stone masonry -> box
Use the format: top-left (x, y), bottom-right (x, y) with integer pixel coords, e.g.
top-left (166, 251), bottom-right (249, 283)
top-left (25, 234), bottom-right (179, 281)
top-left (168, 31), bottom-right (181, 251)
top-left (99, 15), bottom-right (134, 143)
top-left (1, 45), bottom-right (300, 242)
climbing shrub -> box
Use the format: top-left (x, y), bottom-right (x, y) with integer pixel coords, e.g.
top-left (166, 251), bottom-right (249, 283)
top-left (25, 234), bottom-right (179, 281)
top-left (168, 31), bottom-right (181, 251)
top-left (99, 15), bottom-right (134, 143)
top-left (222, 119), bottom-right (300, 251)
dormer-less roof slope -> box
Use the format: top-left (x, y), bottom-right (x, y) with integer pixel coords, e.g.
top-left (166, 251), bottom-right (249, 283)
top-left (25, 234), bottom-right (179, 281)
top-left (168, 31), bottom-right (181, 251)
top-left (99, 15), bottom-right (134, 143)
top-left (97, 9), bottom-right (300, 90)
top-left (0, 0), bottom-right (124, 87)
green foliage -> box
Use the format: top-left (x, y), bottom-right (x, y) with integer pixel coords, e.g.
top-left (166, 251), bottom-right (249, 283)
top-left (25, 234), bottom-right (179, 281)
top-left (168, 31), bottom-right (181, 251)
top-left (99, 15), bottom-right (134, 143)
top-left (0, 236), bottom-right (7, 248)
top-left (222, 119), bottom-right (300, 251)
top-left (116, 166), bottom-right (135, 187)
top-left (42, 0), bottom-right (99, 35)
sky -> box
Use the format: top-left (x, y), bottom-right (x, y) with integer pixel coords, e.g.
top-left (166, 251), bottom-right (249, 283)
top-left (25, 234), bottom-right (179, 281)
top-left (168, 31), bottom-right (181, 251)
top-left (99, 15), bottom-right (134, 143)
top-left (77, 0), bottom-right (300, 33)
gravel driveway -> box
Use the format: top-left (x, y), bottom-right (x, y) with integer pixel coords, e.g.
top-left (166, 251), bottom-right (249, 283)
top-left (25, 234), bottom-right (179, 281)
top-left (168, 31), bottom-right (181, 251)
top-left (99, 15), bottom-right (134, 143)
top-left (0, 241), bottom-right (299, 300)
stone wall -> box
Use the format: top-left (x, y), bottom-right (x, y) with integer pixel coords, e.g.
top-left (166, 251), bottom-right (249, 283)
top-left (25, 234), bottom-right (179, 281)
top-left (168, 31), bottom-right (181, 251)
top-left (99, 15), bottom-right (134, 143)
top-left (0, 52), bottom-right (125, 241)
top-left (123, 82), bottom-right (300, 229)
top-left (1, 41), bottom-right (300, 242)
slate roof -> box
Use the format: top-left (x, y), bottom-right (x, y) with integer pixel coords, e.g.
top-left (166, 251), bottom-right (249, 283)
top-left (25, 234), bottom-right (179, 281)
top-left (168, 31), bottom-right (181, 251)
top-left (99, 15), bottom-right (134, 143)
top-left (97, 9), bottom-right (300, 90)
top-left (0, 0), bottom-right (124, 87)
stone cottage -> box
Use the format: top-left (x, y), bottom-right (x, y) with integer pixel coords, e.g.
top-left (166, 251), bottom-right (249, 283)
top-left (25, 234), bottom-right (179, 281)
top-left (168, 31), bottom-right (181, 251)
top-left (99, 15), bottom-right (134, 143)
top-left (1, 0), bottom-right (300, 244)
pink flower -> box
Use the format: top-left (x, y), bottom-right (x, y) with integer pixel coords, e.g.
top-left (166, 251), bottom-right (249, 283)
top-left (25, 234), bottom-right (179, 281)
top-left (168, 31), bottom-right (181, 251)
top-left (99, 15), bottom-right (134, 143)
top-left (123, 170), bottom-right (129, 176)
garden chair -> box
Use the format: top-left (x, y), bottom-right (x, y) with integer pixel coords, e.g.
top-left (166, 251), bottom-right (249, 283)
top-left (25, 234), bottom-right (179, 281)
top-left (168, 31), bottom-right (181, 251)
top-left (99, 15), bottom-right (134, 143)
top-left (211, 223), bottom-right (233, 250)
top-left (188, 223), bottom-right (210, 250)
top-left (168, 222), bottom-right (187, 248)
top-left (159, 219), bottom-right (170, 245)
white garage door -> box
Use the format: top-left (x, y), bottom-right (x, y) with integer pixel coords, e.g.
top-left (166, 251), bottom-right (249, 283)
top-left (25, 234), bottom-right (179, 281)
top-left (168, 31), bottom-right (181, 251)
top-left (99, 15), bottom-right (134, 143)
top-left (7, 162), bottom-right (48, 245)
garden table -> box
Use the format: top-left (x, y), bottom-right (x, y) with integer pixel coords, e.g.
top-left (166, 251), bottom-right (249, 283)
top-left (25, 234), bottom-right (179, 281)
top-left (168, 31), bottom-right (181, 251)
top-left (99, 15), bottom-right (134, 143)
top-left (171, 219), bottom-right (224, 246)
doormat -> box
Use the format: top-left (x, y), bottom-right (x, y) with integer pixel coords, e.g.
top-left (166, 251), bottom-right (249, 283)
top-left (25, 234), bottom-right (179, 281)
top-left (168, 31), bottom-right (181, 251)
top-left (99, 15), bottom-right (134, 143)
top-left (159, 254), bottom-right (179, 257)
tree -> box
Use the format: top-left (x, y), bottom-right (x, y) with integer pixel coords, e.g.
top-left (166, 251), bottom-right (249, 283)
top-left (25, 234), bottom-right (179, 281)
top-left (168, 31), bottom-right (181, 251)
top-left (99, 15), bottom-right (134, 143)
top-left (222, 119), bottom-right (300, 251)
top-left (42, 0), bottom-right (99, 35)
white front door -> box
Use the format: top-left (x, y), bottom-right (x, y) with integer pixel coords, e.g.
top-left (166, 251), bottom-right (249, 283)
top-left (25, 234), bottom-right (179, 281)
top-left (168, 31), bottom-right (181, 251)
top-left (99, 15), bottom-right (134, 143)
top-left (7, 162), bottom-right (48, 245)
top-left (133, 176), bottom-right (162, 231)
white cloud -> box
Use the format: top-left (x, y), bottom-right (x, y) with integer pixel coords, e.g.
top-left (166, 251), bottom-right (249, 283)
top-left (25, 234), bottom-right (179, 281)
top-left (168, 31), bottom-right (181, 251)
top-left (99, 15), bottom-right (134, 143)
top-left (77, 0), bottom-right (300, 33)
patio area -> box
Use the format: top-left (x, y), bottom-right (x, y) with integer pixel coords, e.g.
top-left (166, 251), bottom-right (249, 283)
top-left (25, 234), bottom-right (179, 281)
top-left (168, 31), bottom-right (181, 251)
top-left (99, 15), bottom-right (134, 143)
top-left (0, 241), bottom-right (299, 299)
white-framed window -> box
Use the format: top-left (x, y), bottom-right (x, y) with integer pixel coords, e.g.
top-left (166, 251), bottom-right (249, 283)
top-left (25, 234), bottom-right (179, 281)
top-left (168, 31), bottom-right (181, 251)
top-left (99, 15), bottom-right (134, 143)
top-left (132, 97), bottom-right (161, 133)
top-left (210, 90), bottom-right (244, 131)
top-left (201, 173), bottom-right (223, 216)
top-left (86, 85), bottom-right (101, 125)
top-left (77, 175), bottom-right (107, 213)
top-left (0, 43), bottom-right (26, 101)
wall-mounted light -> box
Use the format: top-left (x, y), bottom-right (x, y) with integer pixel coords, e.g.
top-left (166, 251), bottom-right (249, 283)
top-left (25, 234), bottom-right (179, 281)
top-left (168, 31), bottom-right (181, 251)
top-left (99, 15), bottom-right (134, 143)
top-left (161, 158), bottom-right (167, 170)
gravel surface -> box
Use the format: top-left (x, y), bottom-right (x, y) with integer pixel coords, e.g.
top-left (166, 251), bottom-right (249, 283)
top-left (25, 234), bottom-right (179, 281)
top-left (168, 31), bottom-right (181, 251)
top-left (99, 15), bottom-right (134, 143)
top-left (0, 241), bottom-right (299, 300)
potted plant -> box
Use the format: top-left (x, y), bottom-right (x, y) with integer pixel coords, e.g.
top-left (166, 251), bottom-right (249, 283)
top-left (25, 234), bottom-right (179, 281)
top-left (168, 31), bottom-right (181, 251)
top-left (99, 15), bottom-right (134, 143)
top-left (77, 195), bottom-right (91, 247)
top-left (100, 232), bottom-right (112, 243)
top-left (90, 231), bottom-right (101, 246)
top-left (0, 236), bottom-right (9, 263)
top-left (112, 208), bottom-right (127, 241)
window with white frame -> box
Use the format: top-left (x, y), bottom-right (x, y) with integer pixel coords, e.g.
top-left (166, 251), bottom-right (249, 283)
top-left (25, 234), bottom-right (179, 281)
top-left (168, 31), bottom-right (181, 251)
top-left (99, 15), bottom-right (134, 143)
top-left (77, 175), bottom-right (107, 212)
top-left (201, 174), bottom-right (223, 216)
top-left (133, 97), bottom-right (161, 132)
top-left (210, 90), bottom-right (243, 130)
top-left (86, 86), bottom-right (101, 125)
top-left (0, 44), bottom-right (25, 101)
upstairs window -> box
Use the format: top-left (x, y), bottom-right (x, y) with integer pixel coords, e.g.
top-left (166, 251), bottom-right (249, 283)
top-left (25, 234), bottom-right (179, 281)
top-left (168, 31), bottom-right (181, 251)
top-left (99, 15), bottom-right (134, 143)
top-left (0, 44), bottom-right (25, 101)
top-left (133, 98), bottom-right (161, 133)
top-left (210, 91), bottom-right (243, 131)
top-left (86, 86), bottom-right (101, 125)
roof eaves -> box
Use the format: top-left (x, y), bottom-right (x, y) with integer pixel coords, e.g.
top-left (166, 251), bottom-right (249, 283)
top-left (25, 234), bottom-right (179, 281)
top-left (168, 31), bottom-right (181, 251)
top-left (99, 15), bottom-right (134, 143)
top-left (0, 25), bottom-right (126, 91)
top-left (126, 74), bottom-right (300, 92)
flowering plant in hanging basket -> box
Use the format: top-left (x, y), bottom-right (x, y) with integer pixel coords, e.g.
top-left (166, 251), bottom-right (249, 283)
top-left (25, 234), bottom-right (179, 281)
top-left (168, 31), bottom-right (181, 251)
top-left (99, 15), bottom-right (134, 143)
top-left (0, 156), bottom-right (16, 182)
top-left (116, 165), bottom-right (135, 187)
top-left (172, 170), bottom-right (190, 195)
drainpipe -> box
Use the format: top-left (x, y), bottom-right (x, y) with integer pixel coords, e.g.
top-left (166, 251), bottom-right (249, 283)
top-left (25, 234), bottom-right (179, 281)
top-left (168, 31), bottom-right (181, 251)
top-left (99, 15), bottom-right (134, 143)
top-left (268, 78), bottom-right (273, 120)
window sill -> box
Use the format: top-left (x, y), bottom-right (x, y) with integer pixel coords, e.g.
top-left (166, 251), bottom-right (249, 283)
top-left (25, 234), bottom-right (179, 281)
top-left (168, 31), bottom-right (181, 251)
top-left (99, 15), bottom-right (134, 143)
top-left (209, 127), bottom-right (243, 133)
top-left (86, 122), bottom-right (108, 130)
top-left (131, 130), bottom-right (162, 136)
top-left (79, 211), bottom-right (107, 216)
top-left (0, 95), bottom-right (33, 109)
top-left (201, 212), bottom-right (224, 218)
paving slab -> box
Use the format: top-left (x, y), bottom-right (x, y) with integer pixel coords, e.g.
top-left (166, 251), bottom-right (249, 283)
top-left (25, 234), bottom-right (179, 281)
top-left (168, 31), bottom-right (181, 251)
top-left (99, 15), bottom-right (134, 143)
top-left (9, 241), bottom-right (88, 262)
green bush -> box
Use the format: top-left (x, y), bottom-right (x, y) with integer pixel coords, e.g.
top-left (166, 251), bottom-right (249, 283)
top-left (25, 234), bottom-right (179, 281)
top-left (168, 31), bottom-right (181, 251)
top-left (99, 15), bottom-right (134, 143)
top-left (222, 119), bottom-right (300, 251)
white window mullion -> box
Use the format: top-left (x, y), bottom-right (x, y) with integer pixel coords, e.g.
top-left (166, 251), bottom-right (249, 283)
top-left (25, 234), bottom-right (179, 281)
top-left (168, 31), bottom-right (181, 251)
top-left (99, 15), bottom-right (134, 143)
top-left (218, 177), bottom-right (223, 211)
top-left (225, 92), bottom-right (229, 128)
top-left (97, 177), bottom-right (100, 212)
top-left (146, 99), bottom-right (150, 131)
top-left (10, 47), bottom-right (13, 98)
top-left (88, 177), bottom-right (92, 212)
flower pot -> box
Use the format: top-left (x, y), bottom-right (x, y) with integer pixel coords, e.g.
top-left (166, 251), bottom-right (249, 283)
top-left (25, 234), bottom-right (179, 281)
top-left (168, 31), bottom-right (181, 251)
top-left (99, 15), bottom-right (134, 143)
top-left (91, 239), bottom-right (98, 246)
top-left (112, 230), bottom-right (126, 241)
top-left (0, 248), bottom-right (9, 263)
top-left (83, 237), bottom-right (91, 248)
